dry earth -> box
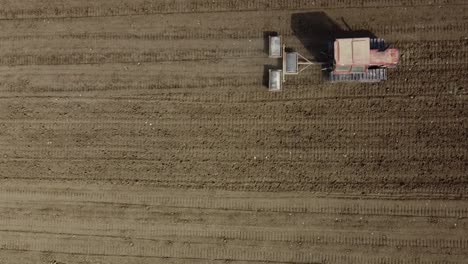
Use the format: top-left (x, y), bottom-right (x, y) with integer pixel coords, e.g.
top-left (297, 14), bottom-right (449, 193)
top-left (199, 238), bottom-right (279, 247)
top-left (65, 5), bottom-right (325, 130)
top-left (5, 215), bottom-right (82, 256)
top-left (0, 0), bottom-right (467, 263)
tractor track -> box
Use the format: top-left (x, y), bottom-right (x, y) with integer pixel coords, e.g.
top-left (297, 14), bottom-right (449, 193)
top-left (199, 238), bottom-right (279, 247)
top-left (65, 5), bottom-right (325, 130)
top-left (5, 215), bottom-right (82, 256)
top-left (0, 176), bottom-right (467, 200)
top-left (0, 0), bottom-right (465, 20)
top-left (0, 228), bottom-right (467, 252)
top-left (1, 186), bottom-right (468, 217)
top-left (1, 247), bottom-right (463, 264)
top-left (0, 185), bottom-right (467, 263)
top-left (1, 177), bottom-right (467, 198)
top-left (0, 39), bottom-right (466, 67)
top-left (0, 21), bottom-right (467, 42)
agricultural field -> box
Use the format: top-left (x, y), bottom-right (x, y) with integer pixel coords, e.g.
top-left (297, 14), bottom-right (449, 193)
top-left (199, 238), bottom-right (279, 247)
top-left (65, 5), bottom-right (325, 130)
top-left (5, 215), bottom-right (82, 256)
top-left (0, 0), bottom-right (467, 263)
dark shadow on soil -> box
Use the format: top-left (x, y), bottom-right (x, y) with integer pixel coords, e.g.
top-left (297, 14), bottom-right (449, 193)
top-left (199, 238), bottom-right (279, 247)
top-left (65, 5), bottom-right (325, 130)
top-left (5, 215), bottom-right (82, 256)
top-left (291, 12), bottom-right (377, 62)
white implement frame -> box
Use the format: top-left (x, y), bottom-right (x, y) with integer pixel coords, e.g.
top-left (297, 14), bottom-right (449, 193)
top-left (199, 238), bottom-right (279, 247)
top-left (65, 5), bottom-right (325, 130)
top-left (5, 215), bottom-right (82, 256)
top-left (281, 44), bottom-right (315, 82)
top-left (268, 69), bottom-right (282, 92)
top-left (268, 36), bottom-right (282, 58)
top-left (267, 35), bottom-right (316, 91)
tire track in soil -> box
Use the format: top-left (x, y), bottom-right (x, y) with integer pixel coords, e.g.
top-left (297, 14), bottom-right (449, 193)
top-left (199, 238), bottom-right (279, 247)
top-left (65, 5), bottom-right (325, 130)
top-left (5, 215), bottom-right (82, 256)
top-left (0, 39), bottom-right (465, 67)
top-left (1, 186), bottom-right (468, 218)
top-left (2, 177), bottom-right (466, 198)
top-left (1, 225), bottom-right (467, 251)
top-left (0, 184), bottom-right (467, 263)
top-left (0, 0), bottom-right (465, 20)
top-left (1, 92), bottom-right (466, 196)
top-left (0, 38), bottom-right (465, 102)
top-left (0, 21), bottom-right (466, 42)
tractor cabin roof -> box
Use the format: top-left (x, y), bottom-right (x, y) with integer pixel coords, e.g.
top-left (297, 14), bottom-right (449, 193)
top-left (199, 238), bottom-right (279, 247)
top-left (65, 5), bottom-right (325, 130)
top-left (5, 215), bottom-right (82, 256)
top-left (334, 38), bottom-right (371, 66)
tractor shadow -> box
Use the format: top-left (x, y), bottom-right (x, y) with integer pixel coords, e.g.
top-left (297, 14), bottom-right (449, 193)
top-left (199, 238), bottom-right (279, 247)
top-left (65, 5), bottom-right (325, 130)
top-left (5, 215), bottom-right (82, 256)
top-left (291, 12), bottom-right (376, 63)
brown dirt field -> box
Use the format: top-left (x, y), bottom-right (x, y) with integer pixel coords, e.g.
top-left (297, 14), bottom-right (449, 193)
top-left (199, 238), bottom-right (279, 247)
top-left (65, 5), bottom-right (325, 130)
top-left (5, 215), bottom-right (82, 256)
top-left (0, 0), bottom-right (467, 263)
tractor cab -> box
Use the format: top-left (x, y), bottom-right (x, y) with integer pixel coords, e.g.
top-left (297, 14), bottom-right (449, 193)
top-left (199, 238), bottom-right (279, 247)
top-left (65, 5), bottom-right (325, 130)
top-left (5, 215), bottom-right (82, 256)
top-left (334, 38), bottom-right (370, 74)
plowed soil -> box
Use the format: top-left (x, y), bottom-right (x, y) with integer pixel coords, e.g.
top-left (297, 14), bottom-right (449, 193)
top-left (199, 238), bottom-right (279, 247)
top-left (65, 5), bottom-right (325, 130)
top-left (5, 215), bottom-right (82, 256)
top-left (0, 1), bottom-right (467, 263)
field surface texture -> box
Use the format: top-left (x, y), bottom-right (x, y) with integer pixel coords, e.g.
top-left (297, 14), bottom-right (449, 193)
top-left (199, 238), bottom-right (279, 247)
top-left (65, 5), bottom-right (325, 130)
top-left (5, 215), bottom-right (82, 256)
top-left (0, 1), bottom-right (467, 263)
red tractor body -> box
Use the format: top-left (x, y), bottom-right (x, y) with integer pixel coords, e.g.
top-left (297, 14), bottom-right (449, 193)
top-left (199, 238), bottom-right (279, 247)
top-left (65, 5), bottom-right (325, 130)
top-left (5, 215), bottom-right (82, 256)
top-left (331, 38), bottom-right (399, 82)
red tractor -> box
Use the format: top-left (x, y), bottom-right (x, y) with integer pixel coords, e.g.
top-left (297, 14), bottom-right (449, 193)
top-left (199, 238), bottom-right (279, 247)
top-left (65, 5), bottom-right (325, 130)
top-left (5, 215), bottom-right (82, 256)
top-left (330, 37), bottom-right (399, 82)
top-left (267, 36), bottom-right (399, 91)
